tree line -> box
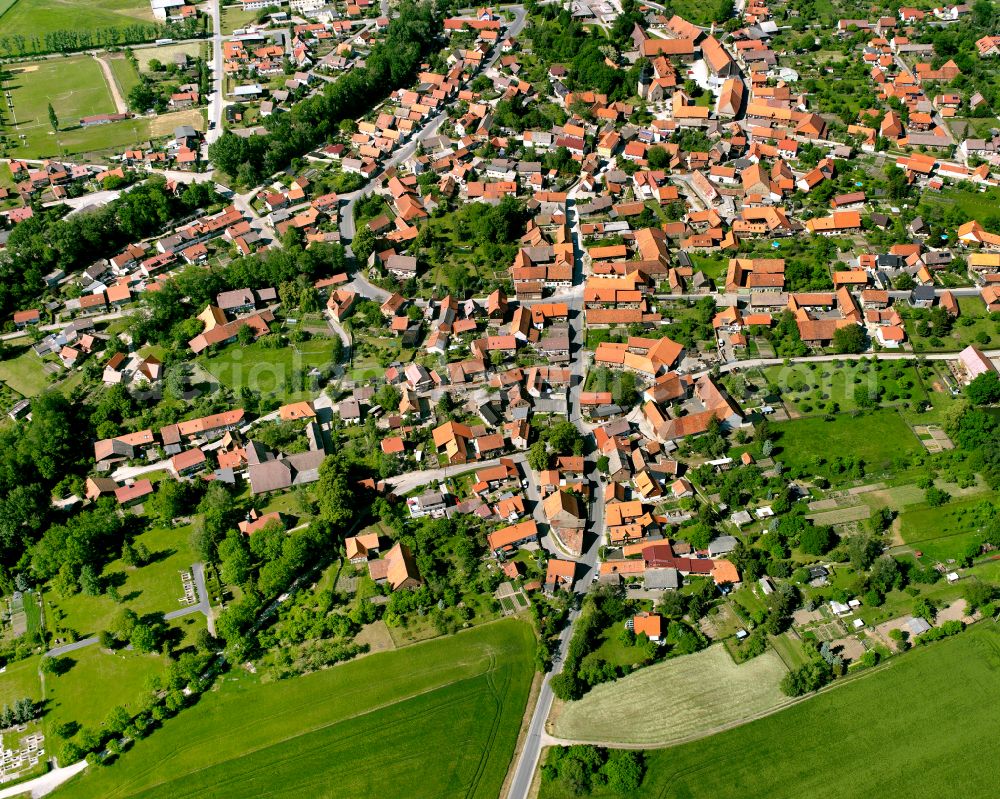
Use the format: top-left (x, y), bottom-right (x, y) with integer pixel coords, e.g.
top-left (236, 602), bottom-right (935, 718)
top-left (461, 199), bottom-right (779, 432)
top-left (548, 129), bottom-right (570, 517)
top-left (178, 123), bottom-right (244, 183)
top-left (208, 1), bottom-right (439, 186)
top-left (0, 18), bottom-right (204, 58)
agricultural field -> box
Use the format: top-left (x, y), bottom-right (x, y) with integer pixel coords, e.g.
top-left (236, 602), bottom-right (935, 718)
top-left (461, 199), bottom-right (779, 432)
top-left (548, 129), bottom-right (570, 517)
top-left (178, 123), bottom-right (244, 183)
top-left (773, 410), bottom-right (923, 482)
top-left (54, 619), bottom-right (535, 799)
top-left (552, 645), bottom-right (789, 745)
top-left (0, 0), bottom-right (153, 41)
top-left (542, 622), bottom-right (1000, 799)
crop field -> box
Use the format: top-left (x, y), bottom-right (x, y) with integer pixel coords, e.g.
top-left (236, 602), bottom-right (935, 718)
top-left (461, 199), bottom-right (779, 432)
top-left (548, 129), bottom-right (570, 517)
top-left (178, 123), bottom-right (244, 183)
top-left (543, 622), bottom-right (1000, 799)
top-left (0, 0), bottom-right (153, 41)
top-left (773, 410), bottom-right (922, 480)
top-left (55, 619), bottom-right (535, 799)
top-left (553, 645), bottom-right (789, 745)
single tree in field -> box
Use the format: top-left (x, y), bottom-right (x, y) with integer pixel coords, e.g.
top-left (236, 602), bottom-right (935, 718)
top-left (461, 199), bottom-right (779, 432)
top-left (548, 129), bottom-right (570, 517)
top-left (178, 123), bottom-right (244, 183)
top-left (47, 103), bottom-right (58, 133)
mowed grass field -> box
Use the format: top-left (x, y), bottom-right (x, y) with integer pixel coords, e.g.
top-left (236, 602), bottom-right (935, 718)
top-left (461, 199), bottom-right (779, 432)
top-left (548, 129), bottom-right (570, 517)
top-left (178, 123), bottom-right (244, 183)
top-left (199, 338), bottom-right (338, 401)
top-left (542, 622), bottom-right (1000, 799)
top-left (0, 0), bottom-right (153, 41)
top-left (0, 349), bottom-right (52, 397)
top-left (106, 54), bottom-right (141, 96)
top-left (0, 655), bottom-right (42, 706)
top-left (46, 646), bottom-right (165, 735)
top-left (55, 619), bottom-right (535, 799)
top-left (134, 41), bottom-right (203, 70)
top-left (553, 645), bottom-right (789, 745)
top-left (45, 524), bottom-right (199, 640)
top-left (774, 410), bottom-right (922, 479)
top-left (2, 56), bottom-right (114, 153)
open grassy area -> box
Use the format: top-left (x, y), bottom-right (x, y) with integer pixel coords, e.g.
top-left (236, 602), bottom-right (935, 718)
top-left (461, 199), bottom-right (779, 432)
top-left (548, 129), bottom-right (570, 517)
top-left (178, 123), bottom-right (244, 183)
top-left (1, 57), bottom-right (115, 155)
top-left (774, 410), bottom-right (923, 481)
top-left (45, 524), bottom-right (199, 640)
top-left (0, 0), bottom-right (154, 42)
top-left (924, 185), bottom-right (1000, 223)
top-left (55, 619), bottom-right (535, 799)
top-left (218, 5), bottom-right (259, 33)
top-left (199, 338), bottom-right (337, 402)
top-left (543, 622), bottom-right (1000, 799)
top-left (552, 645), bottom-right (789, 745)
top-left (899, 495), bottom-right (998, 563)
top-left (106, 54), bottom-right (140, 96)
top-left (902, 295), bottom-right (999, 354)
top-left (0, 655), bottom-right (42, 707)
top-left (46, 646), bottom-right (164, 736)
top-left (0, 349), bottom-right (52, 397)
top-left (133, 41), bottom-right (204, 71)
top-left (758, 359), bottom-right (927, 416)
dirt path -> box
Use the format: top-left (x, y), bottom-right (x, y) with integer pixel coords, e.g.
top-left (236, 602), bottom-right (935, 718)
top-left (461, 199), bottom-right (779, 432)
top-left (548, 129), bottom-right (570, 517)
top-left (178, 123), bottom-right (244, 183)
top-left (94, 55), bottom-right (128, 115)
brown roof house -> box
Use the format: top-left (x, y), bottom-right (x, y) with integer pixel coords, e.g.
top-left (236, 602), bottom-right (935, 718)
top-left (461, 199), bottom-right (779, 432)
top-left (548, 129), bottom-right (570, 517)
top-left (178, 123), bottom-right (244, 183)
top-left (368, 542), bottom-right (421, 590)
top-left (345, 532), bottom-right (381, 563)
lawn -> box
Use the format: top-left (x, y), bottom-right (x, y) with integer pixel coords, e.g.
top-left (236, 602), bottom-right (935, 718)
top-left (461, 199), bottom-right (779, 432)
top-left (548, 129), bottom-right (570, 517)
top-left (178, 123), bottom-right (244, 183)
top-left (542, 622), bottom-right (1000, 799)
top-left (218, 5), bottom-right (259, 33)
top-left (134, 41), bottom-right (204, 71)
top-left (0, 349), bottom-right (53, 397)
top-left (45, 524), bottom-right (200, 640)
top-left (199, 338), bottom-right (337, 402)
top-left (0, 56), bottom-right (161, 159)
top-left (106, 54), bottom-right (140, 96)
top-left (764, 359), bottom-right (927, 415)
top-left (593, 620), bottom-right (653, 670)
top-left (769, 632), bottom-right (810, 669)
top-left (903, 296), bottom-right (998, 353)
top-left (899, 495), bottom-right (999, 562)
top-left (0, 655), bottom-right (42, 707)
top-left (552, 645), bottom-right (789, 745)
top-left (925, 185), bottom-right (1000, 224)
top-left (774, 410), bottom-right (922, 482)
top-left (45, 646), bottom-right (164, 737)
top-left (54, 619), bottom-right (535, 799)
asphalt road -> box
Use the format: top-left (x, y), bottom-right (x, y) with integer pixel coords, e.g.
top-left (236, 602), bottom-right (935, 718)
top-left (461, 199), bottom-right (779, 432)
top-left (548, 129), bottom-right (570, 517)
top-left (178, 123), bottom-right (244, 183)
top-left (206, 0), bottom-right (225, 147)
